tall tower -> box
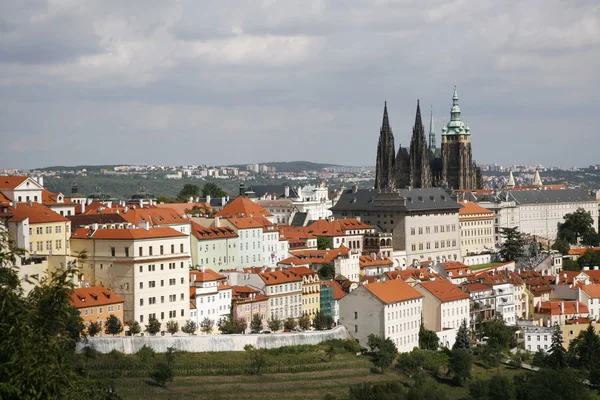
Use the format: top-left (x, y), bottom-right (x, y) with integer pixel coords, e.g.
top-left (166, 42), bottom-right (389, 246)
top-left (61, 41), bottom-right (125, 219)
top-left (409, 100), bottom-right (432, 188)
top-left (428, 105), bottom-right (436, 150)
top-left (375, 102), bottom-right (396, 190)
top-left (441, 84), bottom-right (477, 190)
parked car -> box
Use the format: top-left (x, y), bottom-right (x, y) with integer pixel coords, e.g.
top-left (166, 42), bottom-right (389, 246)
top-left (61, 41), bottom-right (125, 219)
top-left (261, 330), bottom-right (271, 334)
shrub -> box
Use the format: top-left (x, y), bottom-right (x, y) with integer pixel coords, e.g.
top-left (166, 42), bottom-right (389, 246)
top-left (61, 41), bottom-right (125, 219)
top-left (166, 320), bottom-right (179, 336)
top-left (88, 322), bottom-right (101, 337)
top-left (284, 317), bottom-right (297, 331)
top-left (181, 319), bottom-right (197, 335)
top-left (343, 340), bottom-right (363, 354)
top-left (128, 321), bottom-right (141, 336)
top-left (268, 318), bottom-right (282, 332)
top-left (136, 345), bottom-right (156, 362)
top-left (145, 317), bottom-right (161, 335)
top-left (200, 317), bottom-right (213, 334)
top-left (82, 345), bottom-right (99, 360)
top-left (150, 363), bottom-right (173, 388)
top-left (244, 344), bottom-right (267, 375)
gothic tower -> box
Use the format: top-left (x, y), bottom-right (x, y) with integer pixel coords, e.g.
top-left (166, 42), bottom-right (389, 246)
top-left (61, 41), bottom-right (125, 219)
top-left (408, 100), bottom-right (432, 188)
top-left (428, 105), bottom-right (436, 150)
top-left (375, 101), bottom-right (396, 190)
top-left (441, 85), bottom-right (477, 190)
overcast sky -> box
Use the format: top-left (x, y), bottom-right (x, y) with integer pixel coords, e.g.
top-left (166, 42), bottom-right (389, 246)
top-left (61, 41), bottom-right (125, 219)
top-left (1, 0), bottom-right (599, 170)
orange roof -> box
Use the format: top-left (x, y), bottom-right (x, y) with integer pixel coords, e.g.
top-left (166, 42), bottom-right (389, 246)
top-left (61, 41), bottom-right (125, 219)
top-left (279, 246), bottom-right (350, 265)
top-left (363, 279), bottom-right (423, 304)
top-left (568, 247), bottom-right (600, 257)
top-left (386, 268), bottom-right (439, 282)
top-left (190, 269), bottom-right (226, 282)
top-left (226, 217), bottom-right (271, 230)
top-left (442, 261), bottom-right (470, 271)
top-left (417, 279), bottom-right (469, 302)
top-left (42, 190), bottom-right (75, 206)
top-left (554, 270), bottom-right (583, 285)
top-left (583, 270), bottom-right (600, 284)
top-left (580, 284), bottom-right (600, 298)
top-left (360, 255), bottom-right (393, 268)
top-left (0, 192), bottom-right (10, 205)
top-left (458, 201), bottom-right (494, 217)
top-left (0, 176), bottom-right (28, 189)
top-left (71, 226), bottom-right (186, 240)
top-left (322, 280), bottom-right (346, 300)
top-left (8, 202), bottom-right (70, 224)
top-left (216, 196), bottom-right (272, 218)
top-left (535, 300), bottom-right (589, 316)
top-left (82, 202), bottom-right (126, 215)
top-left (279, 225), bottom-right (317, 240)
top-left (306, 219), bottom-right (373, 237)
top-left (156, 202), bottom-right (213, 217)
top-left (190, 221), bottom-right (238, 240)
top-left (232, 285), bottom-right (260, 297)
top-left (259, 270), bottom-right (303, 285)
top-left (119, 207), bottom-right (190, 226)
top-left (287, 266), bottom-right (318, 277)
top-left (69, 286), bottom-right (125, 308)
top-left (460, 282), bottom-right (491, 293)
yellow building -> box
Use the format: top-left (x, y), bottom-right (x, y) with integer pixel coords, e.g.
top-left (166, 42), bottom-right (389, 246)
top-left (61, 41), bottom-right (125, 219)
top-left (69, 286), bottom-right (126, 336)
top-left (289, 266), bottom-right (321, 318)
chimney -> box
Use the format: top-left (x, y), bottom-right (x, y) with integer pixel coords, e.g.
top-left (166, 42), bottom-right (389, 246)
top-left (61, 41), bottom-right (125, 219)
top-left (188, 196), bottom-right (193, 204)
top-left (92, 223), bottom-right (98, 232)
top-left (124, 206), bottom-right (129, 214)
top-left (284, 186), bottom-right (290, 197)
top-left (215, 216), bottom-right (220, 228)
top-left (560, 302), bottom-right (565, 314)
top-left (555, 274), bottom-right (559, 285)
top-left (352, 183), bottom-right (358, 193)
top-left (206, 195), bottom-right (211, 204)
top-left (195, 197), bottom-right (200, 203)
top-left (201, 265), bottom-right (205, 273)
top-left (139, 199), bottom-right (143, 208)
top-left (576, 301), bottom-right (579, 314)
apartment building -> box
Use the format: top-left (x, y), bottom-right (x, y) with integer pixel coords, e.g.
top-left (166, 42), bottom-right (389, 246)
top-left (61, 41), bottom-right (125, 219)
top-left (69, 286), bottom-right (125, 336)
top-left (458, 201), bottom-right (494, 256)
top-left (189, 268), bottom-right (232, 330)
top-left (190, 221), bottom-right (239, 270)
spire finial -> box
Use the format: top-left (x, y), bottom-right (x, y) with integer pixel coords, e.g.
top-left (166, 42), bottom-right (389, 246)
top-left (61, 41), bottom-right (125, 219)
top-left (428, 104), bottom-right (436, 149)
top-left (381, 101), bottom-right (390, 132)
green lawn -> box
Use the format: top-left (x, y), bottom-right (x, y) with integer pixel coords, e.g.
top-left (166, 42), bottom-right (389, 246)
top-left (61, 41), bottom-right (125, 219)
top-left (469, 262), bottom-right (504, 270)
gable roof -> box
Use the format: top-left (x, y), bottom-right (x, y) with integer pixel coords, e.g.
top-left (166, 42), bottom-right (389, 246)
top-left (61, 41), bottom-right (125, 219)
top-left (190, 268), bottom-right (226, 282)
top-left (535, 300), bottom-right (589, 316)
top-left (258, 270), bottom-right (303, 285)
top-left (8, 202), bottom-right (70, 224)
top-left (305, 219), bottom-right (372, 237)
top-left (0, 176), bottom-right (29, 189)
top-left (155, 202), bottom-right (213, 217)
top-left (458, 201), bottom-right (494, 217)
top-left (580, 284), bottom-right (600, 298)
top-left (360, 254), bottom-right (394, 268)
top-left (67, 214), bottom-right (129, 232)
top-left (279, 246), bottom-right (350, 265)
top-left (225, 216), bottom-right (270, 230)
top-left (507, 188), bottom-right (595, 205)
top-left (216, 196), bottom-right (273, 218)
top-left (321, 280), bottom-right (346, 300)
top-left (416, 279), bottom-right (469, 302)
top-left (119, 207), bottom-right (190, 226)
top-left (69, 286), bottom-right (125, 308)
top-left (42, 190), bottom-right (76, 206)
top-left (363, 279), bottom-right (424, 304)
top-left (385, 268), bottom-right (440, 282)
top-left (71, 226), bottom-right (186, 240)
top-left (190, 221), bottom-right (238, 240)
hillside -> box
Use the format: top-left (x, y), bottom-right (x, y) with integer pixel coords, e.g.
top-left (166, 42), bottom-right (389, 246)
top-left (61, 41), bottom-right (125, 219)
top-left (229, 161), bottom-right (340, 172)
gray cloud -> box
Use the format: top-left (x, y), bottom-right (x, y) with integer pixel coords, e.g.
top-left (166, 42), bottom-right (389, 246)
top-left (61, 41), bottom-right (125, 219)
top-left (1, 0), bottom-right (599, 169)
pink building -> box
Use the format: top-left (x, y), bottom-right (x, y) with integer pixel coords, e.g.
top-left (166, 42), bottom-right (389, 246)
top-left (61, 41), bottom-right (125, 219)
top-left (232, 286), bottom-right (269, 332)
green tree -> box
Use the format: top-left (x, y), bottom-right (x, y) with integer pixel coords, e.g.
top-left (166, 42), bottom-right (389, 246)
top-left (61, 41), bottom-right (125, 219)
top-left (166, 320), bottom-right (179, 335)
top-left (531, 348), bottom-right (547, 368)
top-left (418, 323), bottom-right (439, 350)
top-left (244, 344), bottom-right (267, 375)
top-left (145, 316), bottom-right (162, 335)
top-left (181, 319), bottom-right (198, 335)
top-left (551, 239), bottom-right (570, 255)
top-left (480, 343), bottom-right (502, 368)
top-left (128, 320), bottom-right (141, 336)
top-left (483, 319), bottom-right (516, 350)
top-left (453, 320), bottom-right (472, 353)
top-left (489, 374), bottom-right (515, 400)
top-left (178, 183), bottom-right (201, 201)
top-left (104, 314), bottom-right (123, 336)
top-left (268, 318), bottom-right (282, 332)
top-left (156, 195), bottom-right (178, 204)
top-left (546, 324), bottom-right (567, 370)
top-left (150, 363), bottom-right (173, 388)
top-left (317, 236), bottom-right (333, 250)
top-left (367, 334), bottom-right (398, 374)
top-left (251, 314), bottom-right (263, 332)
top-left (499, 227), bottom-right (526, 261)
top-left (318, 264), bottom-right (335, 279)
top-left (298, 314), bottom-right (311, 331)
top-left (202, 182), bottom-right (228, 198)
top-left (88, 321), bottom-right (101, 337)
top-left (514, 369), bottom-right (592, 400)
top-left (558, 208), bottom-right (597, 245)
top-left (469, 379), bottom-right (489, 400)
top-left (448, 349), bottom-right (472, 385)
top-left (562, 259), bottom-right (581, 271)
top-left (573, 324), bottom-right (600, 375)
top-left (284, 317), bottom-right (297, 331)
top-left (200, 317), bottom-right (213, 334)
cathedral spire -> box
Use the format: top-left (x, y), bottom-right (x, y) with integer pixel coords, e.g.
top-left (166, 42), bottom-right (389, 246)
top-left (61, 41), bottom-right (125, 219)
top-left (375, 101), bottom-right (396, 190)
top-left (533, 169), bottom-right (543, 188)
top-left (507, 170), bottom-right (515, 189)
top-left (382, 101), bottom-right (390, 132)
top-left (451, 84), bottom-right (461, 122)
top-left (428, 105), bottom-right (436, 150)
top-left (414, 99), bottom-right (423, 132)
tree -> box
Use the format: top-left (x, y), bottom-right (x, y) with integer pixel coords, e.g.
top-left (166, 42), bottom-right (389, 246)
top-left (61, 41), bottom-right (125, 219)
top-left (166, 320), bottom-right (179, 335)
top-left (573, 323), bottom-right (600, 378)
top-left (128, 320), bottom-right (141, 336)
top-left (531, 348), bottom-right (547, 368)
top-left (318, 264), bottom-right (335, 279)
top-left (250, 314), bottom-right (263, 332)
top-left (202, 182), bottom-right (228, 198)
top-left (418, 323), bottom-right (439, 350)
top-left (367, 334), bottom-right (398, 374)
top-left (317, 236), bottom-right (333, 250)
top-left (546, 324), bottom-right (567, 370)
top-left (314, 311), bottom-right (334, 330)
top-left (551, 239), bottom-right (570, 255)
top-left (150, 363), bottom-right (173, 388)
top-left (145, 316), bottom-right (162, 335)
top-left (558, 208), bottom-right (597, 245)
top-left (218, 315), bottom-right (247, 334)
top-left (469, 379), bottom-right (489, 400)
top-left (244, 344), bottom-right (267, 375)
top-left (514, 369), bottom-right (592, 400)
top-left (453, 319), bottom-right (472, 353)
top-left (268, 318), bottom-right (282, 332)
top-left (448, 349), bottom-right (472, 385)
top-left (499, 227), bottom-right (526, 261)
top-left (488, 375), bottom-right (515, 400)
top-left (178, 183), bottom-right (201, 201)
top-left (284, 317), bottom-right (297, 331)
top-left (483, 319), bottom-right (516, 350)
top-left (181, 319), bottom-right (197, 335)
top-left (480, 343), bottom-right (502, 368)
top-left (156, 195), bottom-right (177, 204)
top-left (88, 321), bottom-right (101, 337)
top-left (298, 314), bottom-right (311, 331)
top-left (104, 314), bottom-right (123, 336)
top-left (200, 317), bottom-right (214, 334)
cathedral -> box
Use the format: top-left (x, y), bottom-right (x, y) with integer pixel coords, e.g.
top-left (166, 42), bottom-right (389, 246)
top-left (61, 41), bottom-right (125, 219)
top-left (375, 85), bottom-right (482, 191)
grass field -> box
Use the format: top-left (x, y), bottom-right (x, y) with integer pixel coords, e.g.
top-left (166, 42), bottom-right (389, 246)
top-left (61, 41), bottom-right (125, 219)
top-left (81, 342), bottom-right (561, 400)
top-left (469, 262), bottom-right (504, 270)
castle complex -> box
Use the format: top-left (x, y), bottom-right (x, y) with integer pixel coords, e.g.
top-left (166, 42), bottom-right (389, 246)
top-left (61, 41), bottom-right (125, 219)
top-left (375, 85), bottom-right (482, 191)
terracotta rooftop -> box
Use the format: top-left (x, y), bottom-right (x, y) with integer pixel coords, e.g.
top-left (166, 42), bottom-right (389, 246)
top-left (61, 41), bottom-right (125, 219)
top-left (568, 247), bottom-right (600, 257)
top-left (190, 221), bottom-right (238, 240)
top-left (580, 284), bottom-right (600, 298)
top-left (279, 245), bottom-right (350, 265)
top-left (0, 176), bottom-right (28, 189)
top-left (69, 286), bottom-right (125, 308)
top-left (259, 270), bottom-right (303, 285)
top-left (190, 268), bottom-right (226, 282)
top-left (71, 226), bottom-right (186, 240)
top-left (42, 190), bottom-right (75, 206)
top-left (321, 280), bottom-right (346, 300)
top-left (305, 218), bottom-right (373, 237)
top-left (385, 268), bottom-right (439, 282)
top-left (417, 279), bottom-right (469, 302)
top-left (225, 216), bottom-right (272, 230)
top-left (216, 196), bottom-right (273, 218)
top-left (535, 300), bottom-right (589, 316)
top-left (360, 254), bottom-right (393, 268)
top-left (155, 202), bottom-right (213, 217)
top-left (460, 282), bottom-right (492, 293)
top-left (119, 206), bottom-right (190, 226)
top-left (8, 202), bottom-right (70, 224)
top-left (458, 201), bottom-right (494, 216)
top-left (363, 279), bottom-right (424, 304)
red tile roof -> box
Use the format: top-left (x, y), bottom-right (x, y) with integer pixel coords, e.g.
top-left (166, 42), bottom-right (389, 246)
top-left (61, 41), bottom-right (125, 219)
top-left (0, 176), bottom-right (28, 189)
top-left (360, 255), bottom-right (393, 268)
top-left (119, 207), bottom-right (190, 226)
top-left (69, 286), bottom-right (125, 308)
top-left (190, 269), bottom-right (226, 282)
top-left (458, 201), bottom-right (494, 217)
top-left (71, 226), bottom-right (186, 240)
top-left (226, 217), bottom-right (271, 230)
top-left (580, 284), bottom-right (600, 298)
top-left (155, 202), bottom-right (213, 216)
top-left (8, 202), bottom-right (70, 224)
top-left (42, 190), bottom-right (75, 206)
top-left (216, 196), bottom-right (273, 218)
top-left (568, 247), bottom-right (600, 257)
top-left (279, 246), bottom-right (351, 265)
top-left (535, 300), bottom-right (589, 316)
top-left (306, 219), bottom-right (373, 237)
top-left (385, 268), bottom-right (440, 282)
top-left (190, 221), bottom-right (238, 240)
top-left (363, 279), bottom-right (423, 304)
top-left (460, 282), bottom-right (491, 293)
top-left (417, 279), bottom-right (469, 302)
top-left (322, 280), bottom-right (346, 300)
top-left (259, 270), bottom-right (303, 285)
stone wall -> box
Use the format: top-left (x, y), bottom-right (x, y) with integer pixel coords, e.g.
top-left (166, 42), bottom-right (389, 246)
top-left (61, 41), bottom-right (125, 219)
top-left (77, 326), bottom-right (352, 354)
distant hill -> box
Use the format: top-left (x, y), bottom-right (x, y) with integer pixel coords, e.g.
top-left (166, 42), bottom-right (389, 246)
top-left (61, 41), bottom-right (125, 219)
top-left (34, 165), bottom-right (125, 172)
top-left (230, 161), bottom-right (340, 173)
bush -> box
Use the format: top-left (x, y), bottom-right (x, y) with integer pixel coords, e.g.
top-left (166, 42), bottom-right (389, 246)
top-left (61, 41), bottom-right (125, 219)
top-left (82, 345), bottom-right (100, 360)
top-left (166, 320), bottom-right (179, 336)
top-left (244, 344), bottom-right (267, 375)
top-left (343, 339), bottom-right (363, 354)
top-left (136, 345), bottom-right (156, 362)
top-left (150, 363), bottom-right (173, 388)
top-left (181, 319), bottom-right (198, 335)
top-left (108, 349), bottom-right (124, 361)
top-left (284, 317), bottom-right (297, 331)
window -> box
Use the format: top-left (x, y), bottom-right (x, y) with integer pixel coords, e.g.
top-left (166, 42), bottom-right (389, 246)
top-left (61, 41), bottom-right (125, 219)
top-left (161, 312), bottom-right (165, 320)
top-left (139, 266), bottom-right (143, 273)
top-left (354, 312), bottom-right (358, 319)
top-left (149, 281), bottom-right (156, 288)
top-left (46, 240), bottom-right (52, 250)
top-left (139, 247), bottom-right (143, 256)
top-left (354, 325), bottom-right (358, 333)
top-left (140, 282), bottom-right (143, 289)
top-left (160, 245), bottom-right (164, 255)
top-left (149, 246), bottom-right (153, 256)
top-left (55, 226), bottom-right (62, 234)
top-left (140, 315), bottom-right (144, 323)
top-left (169, 295), bottom-right (176, 302)
top-left (181, 309), bottom-right (184, 317)
top-left (55, 240), bottom-right (62, 249)
top-left (99, 307), bottom-right (103, 314)
top-left (180, 244), bottom-right (184, 253)
top-left (171, 244), bottom-right (175, 253)
top-left (111, 247), bottom-right (115, 257)
top-left (36, 241), bottom-right (43, 251)
top-left (181, 277), bottom-right (185, 284)
top-left (169, 279), bottom-right (176, 286)
top-left (161, 280), bottom-right (164, 287)
top-left (169, 310), bottom-right (176, 318)
top-left (46, 226), bottom-right (52, 234)
top-left (36, 227), bottom-right (43, 234)
top-left (149, 297), bottom-right (156, 305)
top-left (125, 247), bottom-right (129, 257)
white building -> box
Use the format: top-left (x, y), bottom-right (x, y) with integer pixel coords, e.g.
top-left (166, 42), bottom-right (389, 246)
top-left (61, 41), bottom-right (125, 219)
top-left (189, 268), bottom-right (232, 331)
top-left (523, 325), bottom-right (553, 352)
top-left (339, 279), bottom-right (423, 352)
top-left (70, 226), bottom-right (191, 331)
top-left (415, 279), bottom-right (470, 348)
top-left (222, 217), bottom-right (265, 267)
top-left (458, 201), bottom-right (495, 256)
top-left (278, 246), bottom-right (361, 283)
top-left (189, 221), bottom-right (239, 270)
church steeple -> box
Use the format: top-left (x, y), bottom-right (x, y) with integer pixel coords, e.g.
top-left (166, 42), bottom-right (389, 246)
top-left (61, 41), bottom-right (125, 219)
top-left (451, 84), bottom-right (461, 122)
top-left (428, 105), bottom-right (436, 150)
top-left (375, 101), bottom-right (396, 190)
top-left (382, 101), bottom-right (390, 131)
top-left (409, 99), bottom-right (432, 188)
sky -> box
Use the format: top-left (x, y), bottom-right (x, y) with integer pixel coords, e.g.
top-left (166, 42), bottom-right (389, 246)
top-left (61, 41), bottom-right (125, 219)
top-left (1, 0), bottom-right (599, 170)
